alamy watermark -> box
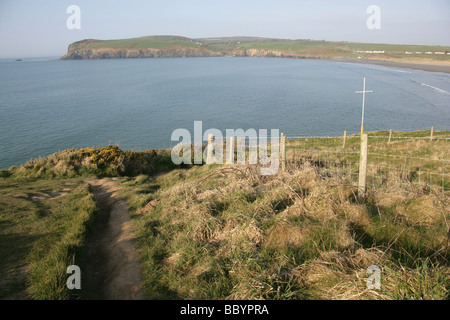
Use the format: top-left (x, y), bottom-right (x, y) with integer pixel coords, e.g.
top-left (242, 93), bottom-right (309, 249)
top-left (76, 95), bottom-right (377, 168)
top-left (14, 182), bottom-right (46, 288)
top-left (366, 265), bottom-right (381, 290)
top-left (171, 121), bottom-right (280, 175)
top-left (367, 5), bottom-right (381, 30)
top-left (65, 5), bottom-right (380, 32)
top-left (66, 5), bottom-right (81, 30)
top-left (66, 265), bottom-right (81, 289)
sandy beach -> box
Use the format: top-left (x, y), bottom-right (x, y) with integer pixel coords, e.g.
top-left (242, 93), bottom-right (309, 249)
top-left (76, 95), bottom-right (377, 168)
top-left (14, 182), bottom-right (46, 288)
top-left (329, 57), bottom-right (450, 73)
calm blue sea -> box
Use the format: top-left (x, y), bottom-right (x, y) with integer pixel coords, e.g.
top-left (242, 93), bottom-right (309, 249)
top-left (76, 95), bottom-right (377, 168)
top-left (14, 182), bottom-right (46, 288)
top-left (0, 57), bottom-right (449, 169)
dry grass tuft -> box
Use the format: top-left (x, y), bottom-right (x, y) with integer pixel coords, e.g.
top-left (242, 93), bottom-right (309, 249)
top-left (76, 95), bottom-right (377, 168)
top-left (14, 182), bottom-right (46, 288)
top-left (265, 219), bottom-right (306, 249)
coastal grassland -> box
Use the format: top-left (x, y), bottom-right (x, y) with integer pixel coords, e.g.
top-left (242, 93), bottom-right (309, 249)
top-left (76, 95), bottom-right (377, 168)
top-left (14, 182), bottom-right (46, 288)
top-left (120, 163), bottom-right (449, 300)
top-left (0, 145), bottom-right (177, 299)
top-left (120, 130), bottom-right (449, 300)
top-left (0, 177), bottom-right (96, 299)
top-left (72, 36), bottom-right (200, 50)
top-left (1, 131), bottom-right (448, 300)
top-left (285, 130), bottom-right (450, 189)
top-left (206, 38), bottom-right (450, 62)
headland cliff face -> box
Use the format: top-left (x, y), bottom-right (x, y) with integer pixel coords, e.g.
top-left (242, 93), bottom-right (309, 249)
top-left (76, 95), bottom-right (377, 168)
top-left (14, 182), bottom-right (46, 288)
top-left (61, 46), bottom-right (222, 60)
top-left (60, 39), bottom-right (308, 60)
top-left (61, 47), bottom-right (309, 60)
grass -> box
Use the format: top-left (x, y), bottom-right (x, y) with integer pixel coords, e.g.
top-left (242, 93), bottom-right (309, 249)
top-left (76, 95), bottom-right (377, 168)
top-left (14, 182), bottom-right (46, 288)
top-left (0, 145), bottom-right (177, 299)
top-left (1, 130), bottom-right (448, 299)
top-left (120, 158), bottom-right (448, 299)
top-left (0, 177), bottom-right (96, 299)
top-left (71, 36), bottom-right (199, 50)
top-left (284, 130), bottom-right (450, 190)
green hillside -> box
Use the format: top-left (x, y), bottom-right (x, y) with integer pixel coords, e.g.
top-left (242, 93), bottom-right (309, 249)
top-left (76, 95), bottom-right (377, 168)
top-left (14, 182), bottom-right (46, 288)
top-left (63, 35), bottom-right (450, 63)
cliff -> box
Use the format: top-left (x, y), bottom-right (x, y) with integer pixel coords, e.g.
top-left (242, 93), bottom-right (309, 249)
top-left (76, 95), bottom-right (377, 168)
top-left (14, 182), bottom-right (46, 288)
top-left (60, 38), bottom-right (222, 59)
top-left (60, 38), bottom-right (301, 60)
top-left (60, 36), bottom-right (450, 66)
top-left (61, 47), bottom-right (223, 59)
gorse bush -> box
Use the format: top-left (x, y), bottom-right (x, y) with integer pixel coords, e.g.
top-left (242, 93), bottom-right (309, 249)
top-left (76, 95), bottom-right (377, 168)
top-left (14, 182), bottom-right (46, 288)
top-left (9, 145), bottom-right (177, 178)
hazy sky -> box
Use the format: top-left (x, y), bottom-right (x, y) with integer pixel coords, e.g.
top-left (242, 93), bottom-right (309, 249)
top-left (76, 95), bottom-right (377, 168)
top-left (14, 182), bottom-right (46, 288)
top-left (0, 0), bottom-right (449, 58)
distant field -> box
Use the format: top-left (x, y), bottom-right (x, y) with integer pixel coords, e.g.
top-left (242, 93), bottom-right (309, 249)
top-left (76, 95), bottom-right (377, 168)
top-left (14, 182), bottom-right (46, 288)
top-left (71, 36), bottom-right (200, 49)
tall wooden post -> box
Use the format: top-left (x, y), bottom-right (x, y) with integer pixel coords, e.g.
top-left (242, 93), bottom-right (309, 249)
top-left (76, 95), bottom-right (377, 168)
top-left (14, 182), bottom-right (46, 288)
top-left (227, 136), bottom-right (234, 164)
top-left (358, 133), bottom-right (368, 198)
top-left (430, 126), bottom-right (434, 141)
top-left (343, 130), bottom-right (347, 149)
top-left (388, 129), bottom-right (392, 144)
top-left (206, 133), bottom-right (214, 164)
top-left (281, 133), bottom-right (286, 172)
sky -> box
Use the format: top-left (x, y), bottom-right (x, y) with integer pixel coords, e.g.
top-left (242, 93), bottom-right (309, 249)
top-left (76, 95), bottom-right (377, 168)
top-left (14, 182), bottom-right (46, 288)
top-left (0, 0), bottom-right (449, 58)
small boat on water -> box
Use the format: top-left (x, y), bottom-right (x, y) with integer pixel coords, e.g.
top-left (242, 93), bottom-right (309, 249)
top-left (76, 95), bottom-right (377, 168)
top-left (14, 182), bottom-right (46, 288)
top-left (15, 59), bottom-right (22, 61)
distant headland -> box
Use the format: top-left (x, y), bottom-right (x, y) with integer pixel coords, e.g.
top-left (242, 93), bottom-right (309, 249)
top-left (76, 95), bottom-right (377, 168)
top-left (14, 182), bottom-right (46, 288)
top-left (61, 35), bottom-right (450, 73)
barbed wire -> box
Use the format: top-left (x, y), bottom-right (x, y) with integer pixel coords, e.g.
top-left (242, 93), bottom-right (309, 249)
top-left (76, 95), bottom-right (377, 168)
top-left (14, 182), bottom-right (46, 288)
top-left (230, 135), bottom-right (450, 141)
top-left (287, 157), bottom-right (449, 177)
top-left (288, 148), bottom-right (450, 163)
top-left (368, 136), bottom-right (450, 140)
top-left (285, 135), bottom-right (450, 140)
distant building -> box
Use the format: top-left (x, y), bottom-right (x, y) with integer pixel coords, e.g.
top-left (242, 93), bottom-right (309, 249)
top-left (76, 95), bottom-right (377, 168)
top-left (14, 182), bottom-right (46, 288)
top-left (356, 50), bottom-right (384, 54)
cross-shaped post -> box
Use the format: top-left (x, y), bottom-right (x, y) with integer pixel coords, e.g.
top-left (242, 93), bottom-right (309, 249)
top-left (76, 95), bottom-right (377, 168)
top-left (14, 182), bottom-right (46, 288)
top-left (355, 77), bottom-right (373, 136)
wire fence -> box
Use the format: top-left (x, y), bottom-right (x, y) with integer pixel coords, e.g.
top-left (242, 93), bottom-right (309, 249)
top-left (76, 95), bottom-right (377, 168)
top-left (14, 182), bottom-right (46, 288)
top-left (282, 132), bottom-right (450, 194)
top-left (205, 129), bottom-right (449, 194)
top-left (285, 151), bottom-right (449, 194)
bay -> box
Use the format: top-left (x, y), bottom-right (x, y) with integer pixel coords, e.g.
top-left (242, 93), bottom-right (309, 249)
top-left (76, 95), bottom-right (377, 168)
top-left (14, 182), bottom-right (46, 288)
top-left (0, 57), bottom-right (449, 169)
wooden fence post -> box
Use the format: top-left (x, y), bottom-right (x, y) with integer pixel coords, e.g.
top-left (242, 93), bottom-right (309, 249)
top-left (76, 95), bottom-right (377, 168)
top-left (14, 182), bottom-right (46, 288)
top-left (281, 133), bottom-right (286, 172)
top-left (358, 133), bottom-right (368, 198)
top-left (388, 129), bottom-right (392, 144)
top-left (343, 130), bottom-right (347, 149)
top-left (430, 126), bottom-right (434, 141)
top-left (228, 136), bottom-right (234, 164)
top-left (206, 133), bottom-right (214, 164)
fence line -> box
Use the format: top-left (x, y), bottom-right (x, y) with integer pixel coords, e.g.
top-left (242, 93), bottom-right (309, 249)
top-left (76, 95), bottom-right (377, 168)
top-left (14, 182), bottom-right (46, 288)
top-left (369, 136), bottom-right (450, 140)
top-left (287, 148), bottom-right (450, 164)
top-left (285, 128), bottom-right (450, 140)
top-left (284, 155), bottom-right (449, 193)
top-left (285, 135), bottom-right (450, 141)
top-left (280, 131), bottom-right (449, 193)
top-left (204, 129), bottom-right (449, 193)
top-left (286, 154), bottom-right (449, 178)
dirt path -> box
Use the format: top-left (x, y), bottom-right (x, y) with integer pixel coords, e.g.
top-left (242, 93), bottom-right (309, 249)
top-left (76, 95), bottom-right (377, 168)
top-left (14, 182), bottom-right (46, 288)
top-left (80, 178), bottom-right (145, 300)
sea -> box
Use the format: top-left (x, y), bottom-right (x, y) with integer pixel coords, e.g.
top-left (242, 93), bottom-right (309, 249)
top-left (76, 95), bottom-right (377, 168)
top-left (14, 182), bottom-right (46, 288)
top-left (0, 56), bottom-right (449, 169)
